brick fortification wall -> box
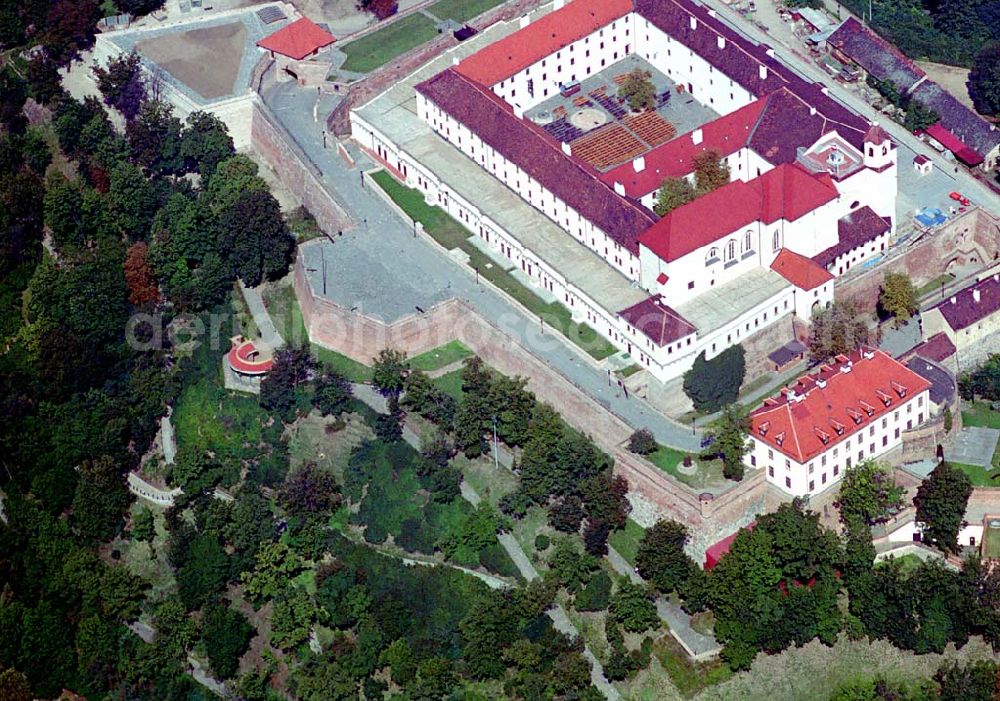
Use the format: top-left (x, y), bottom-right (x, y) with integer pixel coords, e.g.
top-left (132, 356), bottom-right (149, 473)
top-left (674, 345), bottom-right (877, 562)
top-left (327, 0), bottom-right (547, 135)
top-left (250, 100), bottom-right (354, 235)
top-left (837, 208), bottom-right (1000, 314)
top-left (295, 246), bottom-right (777, 559)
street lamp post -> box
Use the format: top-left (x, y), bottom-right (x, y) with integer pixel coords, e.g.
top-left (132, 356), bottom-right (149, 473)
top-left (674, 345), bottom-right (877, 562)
top-left (691, 416), bottom-right (696, 435)
top-left (492, 416), bottom-right (499, 471)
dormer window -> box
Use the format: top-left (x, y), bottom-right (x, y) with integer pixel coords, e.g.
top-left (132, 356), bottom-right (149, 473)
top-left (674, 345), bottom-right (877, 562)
top-left (775, 432), bottom-right (785, 447)
top-left (758, 421), bottom-right (770, 437)
top-left (815, 427), bottom-right (831, 445)
top-left (876, 390), bottom-right (892, 407)
top-left (891, 381), bottom-right (907, 398)
top-left (847, 407), bottom-right (863, 424)
top-left (830, 419), bottom-right (845, 436)
top-left (860, 401), bottom-right (875, 416)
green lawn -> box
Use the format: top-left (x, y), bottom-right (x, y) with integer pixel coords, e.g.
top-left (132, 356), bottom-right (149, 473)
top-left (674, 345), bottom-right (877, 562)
top-left (370, 170), bottom-right (617, 360)
top-left (410, 340), bottom-right (473, 372)
top-left (608, 518), bottom-right (646, 565)
top-left (510, 506), bottom-right (553, 570)
top-left (961, 402), bottom-right (1000, 429)
top-left (653, 633), bottom-right (732, 698)
top-left (984, 526), bottom-right (1000, 559)
top-left (432, 369), bottom-right (465, 400)
top-left (340, 13), bottom-right (439, 73)
top-left (454, 453), bottom-right (518, 509)
top-left (647, 445), bottom-right (686, 472)
top-left (876, 553), bottom-right (924, 577)
top-left (917, 272), bottom-right (955, 299)
top-left (950, 462), bottom-right (999, 487)
top-left (428, 0), bottom-right (505, 22)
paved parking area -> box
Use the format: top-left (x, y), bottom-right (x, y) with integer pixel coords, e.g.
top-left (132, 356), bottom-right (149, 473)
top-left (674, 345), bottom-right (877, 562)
top-left (950, 426), bottom-right (1000, 468)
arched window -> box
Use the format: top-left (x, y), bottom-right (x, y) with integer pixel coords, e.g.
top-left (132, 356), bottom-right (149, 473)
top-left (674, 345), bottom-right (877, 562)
top-left (744, 230), bottom-right (753, 253)
top-left (706, 246), bottom-right (718, 263)
top-left (725, 239), bottom-right (736, 261)
top-left (771, 230), bottom-right (780, 252)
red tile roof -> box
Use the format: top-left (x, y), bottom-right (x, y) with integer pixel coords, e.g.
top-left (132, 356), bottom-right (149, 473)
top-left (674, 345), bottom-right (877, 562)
top-left (770, 248), bottom-right (833, 291)
top-left (415, 68), bottom-right (656, 253)
top-left (750, 347), bottom-right (931, 463)
top-left (864, 123), bottom-right (890, 144)
top-left (931, 273), bottom-right (1000, 331)
top-left (600, 97), bottom-right (767, 197)
top-left (705, 522), bottom-right (755, 569)
top-left (638, 164), bottom-right (838, 263)
top-left (924, 123), bottom-right (985, 166)
top-left (618, 294), bottom-right (697, 346)
top-left (455, 0), bottom-right (632, 86)
top-left (257, 17), bottom-right (335, 60)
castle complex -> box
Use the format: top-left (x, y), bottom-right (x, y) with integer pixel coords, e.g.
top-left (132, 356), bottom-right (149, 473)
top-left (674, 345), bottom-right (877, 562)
top-left (351, 0), bottom-right (900, 382)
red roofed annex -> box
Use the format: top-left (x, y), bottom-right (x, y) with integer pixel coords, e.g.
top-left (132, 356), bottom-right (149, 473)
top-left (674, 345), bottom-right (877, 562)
top-left (747, 348), bottom-right (931, 496)
top-left (257, 17), bottom-right (335, 60)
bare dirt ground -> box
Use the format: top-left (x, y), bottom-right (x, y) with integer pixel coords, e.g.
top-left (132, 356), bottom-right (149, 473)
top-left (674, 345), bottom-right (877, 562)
top-left (917, 61), bottom-right (976, 112)
top-left (291, 0), bottom-right (374, 37)
top-left (136, 22), bottom-right (246, 100)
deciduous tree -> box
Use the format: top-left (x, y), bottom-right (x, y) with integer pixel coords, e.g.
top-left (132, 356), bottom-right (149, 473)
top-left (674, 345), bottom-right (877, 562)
top-left (653, 176), bottom-right (695, 216)
top-left (701, 403), bottom-right (751, 480)
top-left (124, 240), bottom-right (160, 306)
top-left (970, 43), bottom-right (1000, 116)
top-left (809, 300), bottom-right (869, 361)
top-left (682, 345), bottom-right (745, 413)
top-left (636, 520), bottom-right (698, 595)
top-left (693, 149), bottom-right (730, 194)
top-left (915, 461), bottom-right (973, 553)
top-left (836, 460), bottom-right (905, 526)
top-left (878, 272), bottom-right (918, 327)
top-left (618, 69), bottom-right (656, 111)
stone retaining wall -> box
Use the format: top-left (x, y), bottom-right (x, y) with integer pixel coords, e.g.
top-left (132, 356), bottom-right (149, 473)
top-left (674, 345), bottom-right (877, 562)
top-left (836, 208), bottom-right (1000, 315)
top-left (296, 247), bottom-right (776, 559)
top-left (250, 100), bottom-right (354, 235)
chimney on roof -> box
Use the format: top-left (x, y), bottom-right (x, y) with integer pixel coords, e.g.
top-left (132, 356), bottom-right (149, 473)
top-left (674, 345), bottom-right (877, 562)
top-left (810, 106), bottom-right (816, 116)
top-left (717, 36), bottom-right (726, 49)
top-left (765, 48), bottom-right (775, 58)
top-left (690, 16), bottom-right (698, 30)
top-left (561, 141), bottom-right (572, 156)
top-left (994, 274), bottom-right (999, 282)
top-left (453, 56), bottom-right (460, 66)
top-left (708, 8), bottom-right (717, 17)
top-left (950, 296), bottom-right (957, 305)
top-left (633, 155), bottom-right (646, 173)
top-left (692, 127), bottom-right (704, 145)
top-left (974, 289), bottom-right (981, 303)
top-left (519, 14), bottom-right (530, 28)
top-left (614, 181), bottom-right (626, 196)
top-left (553, 0), bottom-right (565, 9)
top-left (759, 65), bottom-right (768, 80)
top-left (820, 85), bottom-right (829, 95)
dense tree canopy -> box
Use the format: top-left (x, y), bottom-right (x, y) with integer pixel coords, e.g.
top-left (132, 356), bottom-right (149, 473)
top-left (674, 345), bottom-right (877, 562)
top-left (682, 345), bottom-right (746, 413)
top-left (915, 461), bottom-right (973, 552)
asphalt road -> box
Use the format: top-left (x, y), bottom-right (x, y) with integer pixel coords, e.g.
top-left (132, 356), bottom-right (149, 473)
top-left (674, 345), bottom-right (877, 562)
top-left (260, 81), bottom-right (703, 452)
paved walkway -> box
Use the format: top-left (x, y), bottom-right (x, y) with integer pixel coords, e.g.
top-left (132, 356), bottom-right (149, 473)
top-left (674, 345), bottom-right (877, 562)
top-left (951, 426), bottom-right (1000, 468)
top-left (240, 281), bottom-right (285, 349)
top-left (259, 80), bottom-right (702, 453)
top-left (606, 545), bottom-right (722, 660)
top-left (160, 414), bottom-right (177, 465)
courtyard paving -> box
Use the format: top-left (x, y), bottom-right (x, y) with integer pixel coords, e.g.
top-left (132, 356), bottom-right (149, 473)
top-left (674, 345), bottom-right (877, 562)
top-left (949, 426), bottom-right (1000, 469)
